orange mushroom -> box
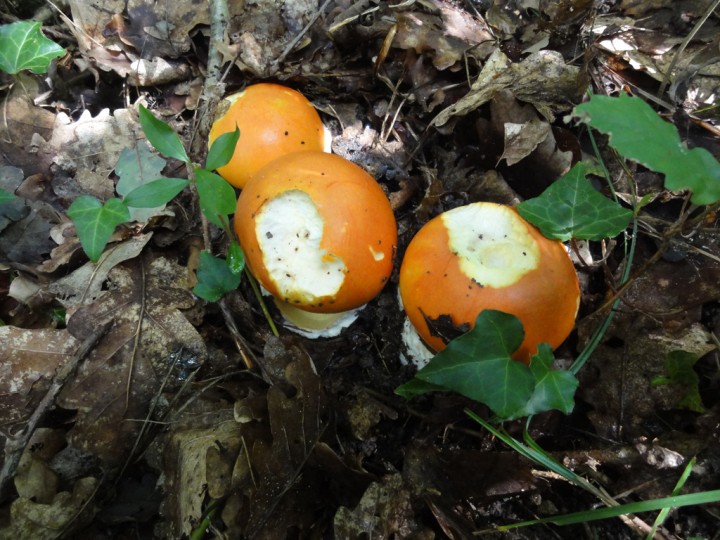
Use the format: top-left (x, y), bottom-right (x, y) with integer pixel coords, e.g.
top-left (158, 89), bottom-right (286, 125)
top-left (235, 151), bottom-right (397, 334)
top-left (399, 202), bottom-right (579, 362)
top-left (209, 83), bottom-right (329, 188)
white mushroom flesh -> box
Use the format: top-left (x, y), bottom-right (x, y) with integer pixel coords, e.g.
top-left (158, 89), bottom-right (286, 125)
top-left (255, 190), bottom-right (346, 304)
top-left (442, 203), bottom-right (540, 288)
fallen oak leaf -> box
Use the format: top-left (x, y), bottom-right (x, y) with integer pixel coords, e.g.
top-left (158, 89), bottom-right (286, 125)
top-left (56, 254), bottom-right (206, 465)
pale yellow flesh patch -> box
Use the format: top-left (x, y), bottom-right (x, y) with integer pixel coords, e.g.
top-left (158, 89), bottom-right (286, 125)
top-left (274, 298), bottom-right (361, 335)
top-left (256, 190), bottom-right (346, 304)
top-left (442, 203), bottom-right (540, 288)
top-left (368, 245), bottom-right (385, 261)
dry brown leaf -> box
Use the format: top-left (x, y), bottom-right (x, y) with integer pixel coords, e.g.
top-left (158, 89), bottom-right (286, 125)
top-left (592, 19), bottom-right (720, 109)
top-left (215, 0), bottom-right (324, 77)
top-left (44, 109), bottom-right (140, 202)
top-left (66, 0), bottom-right (241, 82)
top-left (334, 473), bottom-right (428, 539)
top-left (0, 167), bottom-right (56, 265)
top-left (0, 327), bottom-right (79, 428)
top-left (499, 117), bottom-right (553, 166)
top-left (56, 254), bottom-right (206, 465)
top-left (579, 320), bottom-right (715, 439)
top-left (12, 428), bottom-right (67, 505)
top-left (2, 476), bottom-right (98, 539)
top-left (8, 234), bottom-right (152, 309)
top-left (158, 339), bottom-right (332, 538)
top-left (243, 343), bottom-right (327, 538)
top-left (577, 237), bottom-right (720, 437)
top-left (0, 207), bottom-right (55, 265)
top-left (394, 1), bottom-right (495, 71)
top-left (345, 387), bottom-right (399, 440)
top-left (431, 48), bottom-right (585, 126)
top-left (161, 420), bottom-right (241, 536)
top-left (49, 233), bottom-right (152, 310)
top-left (0, 77), bottom-right (56, 177)
top-left (489, 90), bottom-right (575, 194)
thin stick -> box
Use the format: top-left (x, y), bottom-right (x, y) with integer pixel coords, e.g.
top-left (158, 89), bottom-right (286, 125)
top-left (657, 0), bottom-right (720, 98)
top-left (275, 0), bottom-right (333, 67)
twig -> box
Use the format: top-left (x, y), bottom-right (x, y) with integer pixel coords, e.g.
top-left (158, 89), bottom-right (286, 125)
top-left (189, 0), bottom-right (229, 161)
top-left (186, 0), bottom-right (230, 252)
top-left (657, 0), bottom-right (720, 98)
top-left (219, 297), bottom-right (257, 370)
top-left (0, 320), bottom-right (112, 503)
top-left (275, 0), bottom-right (333, 67)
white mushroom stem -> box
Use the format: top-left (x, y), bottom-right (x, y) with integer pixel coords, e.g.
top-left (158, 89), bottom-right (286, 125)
top-left (274, 299), bottom-right (363, 338)
top-left (399, 318), bottom-right (436, 369)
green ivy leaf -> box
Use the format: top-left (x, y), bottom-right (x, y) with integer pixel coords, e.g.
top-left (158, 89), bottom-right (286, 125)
top-left (652, 350), bottom-right (705, 413)
top-left (138, 105), bottom-right (189, 163)
top-left (123, 178), bottom-right (189, 208)
top-left (394, 378), bottom-right (447, 398)
top-left (574, 93), bottom-right (720, 205)
top-left (517, 162), bottom-right (633, 241)
top-left (227, 240), bottom-right (245, 275)
top-left (396, 310), bottom-right (579, 420)
top-left (400, 310), bottom-right (535, 418)
top-left (193, 251), bottom-right (242, 302)
top-left (196, 168), bottom-right (237, 227)
top-left (115, 141), bottom-right (167, 195)
top-left (0, 187), bottom-right (17, 203)
top-left (524, 344), bottom-right (578, 416)
top-left (67, 196), bottom-right (131, 262)
top-left (115, 140), bottom-right (169, 221)
top-left (206, 127), bottom-right (240, 171)
top-left (0, 21), bottom-right (65, 75)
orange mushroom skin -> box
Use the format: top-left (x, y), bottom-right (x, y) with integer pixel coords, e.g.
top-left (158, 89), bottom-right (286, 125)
top-left (399, 202), bottom-right (580, 363)
top-left (209, 83), bottom-right (326, 188)
top-left (235, 151), bottom-right (397, 314)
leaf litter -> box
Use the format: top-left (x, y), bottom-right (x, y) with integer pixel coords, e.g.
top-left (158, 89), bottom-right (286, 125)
top-left (0, 0), bottom-right (719, 538)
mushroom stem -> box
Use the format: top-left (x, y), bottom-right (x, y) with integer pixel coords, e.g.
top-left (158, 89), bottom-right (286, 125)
top-left (273, 299), bottom-right (362, 338)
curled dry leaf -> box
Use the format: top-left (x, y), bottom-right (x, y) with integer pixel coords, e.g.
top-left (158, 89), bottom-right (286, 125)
top-left (242, 345), bottom-right (328, 538)
top-left (3, 477), bottom-right (98, 538)
top-left (213, 0), bottom-right (323, 77)
top-left (431, 48), bottom-right (585, 127)
top-left (159, 339), bottom-right (333, 538)
top-left (394, 0), bottom-right (496, 71)
top-left (65, 0), bottom-right (242, 83)
top-left (489, 90), bottom-right (576, 196)
top-left (591, 13), bottom-right (720, 109)
top-left (12, 428), bottom-right (66, 505)
top-left (158, 337), bottom-right (373, 538)
top-left (50, 234), bottom-right (152, 310)
top-left (161, 420), bottom-right (241, 537)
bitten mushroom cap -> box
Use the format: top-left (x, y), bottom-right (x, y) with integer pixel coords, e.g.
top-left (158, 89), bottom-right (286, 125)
top-left (235, 151), bottom-right (397, 315)
top-left (399, 202), bottom-right (580, 362)
top-left (209, 83), bottom-right (327, 188)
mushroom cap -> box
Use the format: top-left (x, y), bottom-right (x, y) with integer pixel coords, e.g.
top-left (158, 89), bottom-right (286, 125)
top-left (209, 83), bottom-right (326, 188)
top-left (399, 202), bottom-right (579, 362)
top-left (235, 151), bottom-right (397, 313)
